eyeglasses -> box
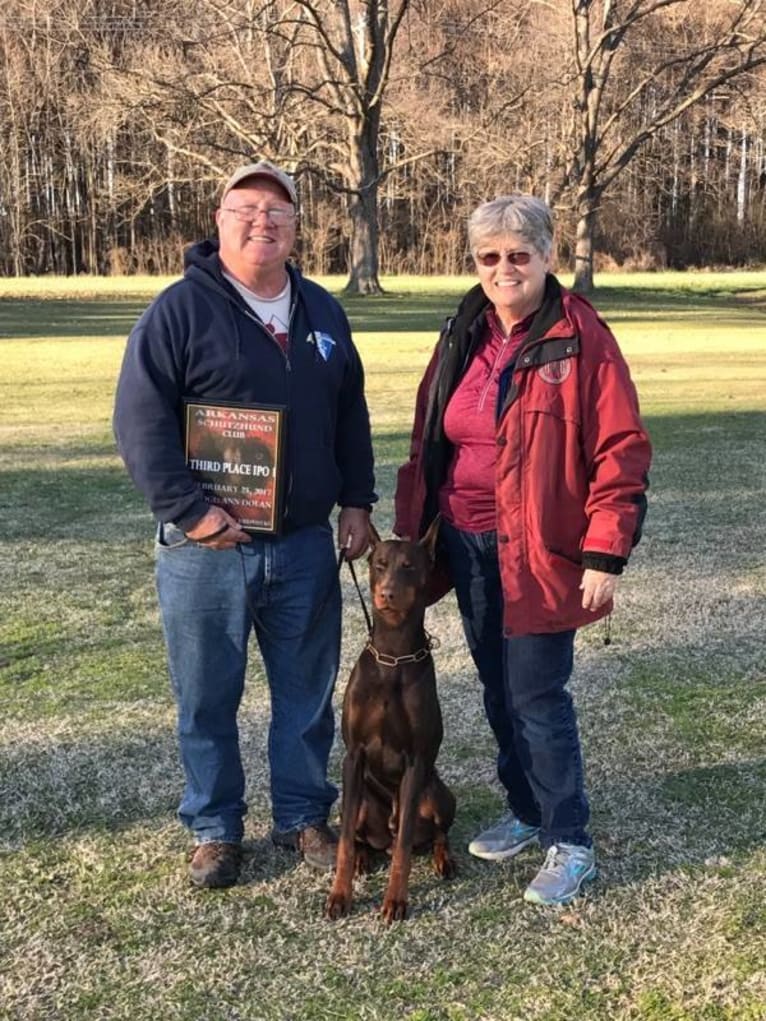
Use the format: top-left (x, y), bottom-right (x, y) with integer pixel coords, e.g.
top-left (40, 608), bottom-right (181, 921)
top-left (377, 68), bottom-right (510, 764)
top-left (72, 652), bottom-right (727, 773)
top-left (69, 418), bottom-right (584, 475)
top-left (475, 250), bottom-right (533, 267)
top-left (222, 205), bottom-right (296, 225)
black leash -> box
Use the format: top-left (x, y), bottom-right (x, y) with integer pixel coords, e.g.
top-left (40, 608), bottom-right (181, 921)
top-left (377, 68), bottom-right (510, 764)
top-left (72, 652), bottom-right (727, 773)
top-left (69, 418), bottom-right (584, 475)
top-left (343, 552), bottom-right (373, 635)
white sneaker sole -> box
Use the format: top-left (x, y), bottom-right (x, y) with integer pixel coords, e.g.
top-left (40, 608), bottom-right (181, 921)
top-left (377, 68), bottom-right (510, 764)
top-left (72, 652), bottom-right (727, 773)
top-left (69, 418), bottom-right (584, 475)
top-left (468, 832), bottom-right (540, 861)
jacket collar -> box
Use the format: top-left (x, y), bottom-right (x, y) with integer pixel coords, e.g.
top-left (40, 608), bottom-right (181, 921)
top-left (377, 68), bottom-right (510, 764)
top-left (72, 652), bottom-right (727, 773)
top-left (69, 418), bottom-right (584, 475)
top-left (451, 273), bottom-right (572, 346)
top-left (523, 273), bottom-right (572, 345)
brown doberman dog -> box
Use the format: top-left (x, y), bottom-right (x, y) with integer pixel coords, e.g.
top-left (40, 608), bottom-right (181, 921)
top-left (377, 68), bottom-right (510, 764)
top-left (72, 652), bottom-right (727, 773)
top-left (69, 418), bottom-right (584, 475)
top-left (326, 519), bottom-right (456, 923)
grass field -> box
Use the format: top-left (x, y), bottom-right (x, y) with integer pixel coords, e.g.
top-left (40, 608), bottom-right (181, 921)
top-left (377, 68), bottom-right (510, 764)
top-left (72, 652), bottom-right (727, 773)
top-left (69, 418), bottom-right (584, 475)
top-left (0, 272), bottom-right (765, 1021)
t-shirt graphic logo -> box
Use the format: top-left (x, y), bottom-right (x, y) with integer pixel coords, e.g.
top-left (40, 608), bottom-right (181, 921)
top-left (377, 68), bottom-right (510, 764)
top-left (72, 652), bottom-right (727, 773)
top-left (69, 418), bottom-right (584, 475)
top-left (307, 331), bottom-right (336, 362)
top-left (263, 313), bottom-right (289, 349)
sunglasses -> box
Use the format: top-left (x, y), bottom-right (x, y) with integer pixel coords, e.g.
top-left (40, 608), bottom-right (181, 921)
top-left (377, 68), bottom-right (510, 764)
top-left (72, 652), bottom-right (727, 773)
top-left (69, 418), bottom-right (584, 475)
top-left (475, 250), bottom-right (533, 267)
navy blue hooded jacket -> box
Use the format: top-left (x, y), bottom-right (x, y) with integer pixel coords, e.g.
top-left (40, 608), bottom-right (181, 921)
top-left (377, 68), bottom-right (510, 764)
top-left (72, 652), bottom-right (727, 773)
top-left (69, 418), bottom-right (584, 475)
top-left (113, 240), bottom-right (376, 532)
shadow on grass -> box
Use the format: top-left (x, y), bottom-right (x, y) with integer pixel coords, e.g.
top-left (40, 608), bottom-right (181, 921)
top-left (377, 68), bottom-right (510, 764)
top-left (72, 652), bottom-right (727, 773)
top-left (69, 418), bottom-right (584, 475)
top-left (581, 284), bottom-right (766, 325)
top-left (0, 464), bottom-right (140, 538)
top-left (660, 759), bottom-right (766, 820)
top-left (0, 708), bottom-right (292, 857)
top-left (2, 283), bottom-right (763, 341)
top-left (3, 724), bottom-right (763, 896)
top-left (3, 411), bottom-right (765, 539)
top-left (0, 300), bottom-right (150, 339)
top-left (588, 758), bottom-right (766, 893)
top-left (0, 725), bottom-right (181, 847)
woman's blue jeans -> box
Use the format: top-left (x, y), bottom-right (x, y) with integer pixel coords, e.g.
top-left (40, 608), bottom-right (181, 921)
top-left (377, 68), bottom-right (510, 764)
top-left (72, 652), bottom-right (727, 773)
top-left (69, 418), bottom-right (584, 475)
top-left (155, 521), bottom-right (340, 843)
top-left (441, 521), bottom-right (591, 849)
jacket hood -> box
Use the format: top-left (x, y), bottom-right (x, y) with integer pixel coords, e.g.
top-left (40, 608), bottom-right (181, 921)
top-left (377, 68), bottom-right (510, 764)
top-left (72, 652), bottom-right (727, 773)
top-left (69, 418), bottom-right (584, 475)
top-left (183, 238), bottom-right (305, 303)
top-left (181, 239), bottom-right (242, 309)
top-left (181, 240), bottom-right (312, 359)
top-left (184, 237), bottom-right (221, 275)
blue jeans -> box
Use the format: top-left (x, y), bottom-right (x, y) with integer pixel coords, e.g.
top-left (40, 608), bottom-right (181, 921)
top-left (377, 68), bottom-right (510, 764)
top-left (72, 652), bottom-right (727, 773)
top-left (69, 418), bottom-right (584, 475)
top-left (155, 521), bottom-right (340, 843)
top-left (441, 521), bottom-right (591, 849)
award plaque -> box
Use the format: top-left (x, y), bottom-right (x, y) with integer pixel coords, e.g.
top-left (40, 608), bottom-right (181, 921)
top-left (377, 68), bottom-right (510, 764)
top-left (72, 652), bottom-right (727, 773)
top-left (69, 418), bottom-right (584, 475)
top-left (184, 400), bottom-right (286, 534)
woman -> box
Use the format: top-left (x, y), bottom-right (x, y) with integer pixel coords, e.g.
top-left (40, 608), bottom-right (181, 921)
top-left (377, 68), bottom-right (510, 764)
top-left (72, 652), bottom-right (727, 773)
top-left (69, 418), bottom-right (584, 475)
top-left (394, 195), bottom-right (651, 906)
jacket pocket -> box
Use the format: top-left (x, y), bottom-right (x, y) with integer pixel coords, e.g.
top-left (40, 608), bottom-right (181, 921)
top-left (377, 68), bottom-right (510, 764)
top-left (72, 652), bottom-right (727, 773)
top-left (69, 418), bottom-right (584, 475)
top-left (523, 387), bottom-right (580, 425)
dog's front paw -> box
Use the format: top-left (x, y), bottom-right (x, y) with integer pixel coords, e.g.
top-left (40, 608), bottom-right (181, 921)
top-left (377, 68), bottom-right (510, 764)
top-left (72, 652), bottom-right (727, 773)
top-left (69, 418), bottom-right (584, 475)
top-left (325, 890), bottom-right (352, 920)
top-left (381, 894), bottom-right (408, 923)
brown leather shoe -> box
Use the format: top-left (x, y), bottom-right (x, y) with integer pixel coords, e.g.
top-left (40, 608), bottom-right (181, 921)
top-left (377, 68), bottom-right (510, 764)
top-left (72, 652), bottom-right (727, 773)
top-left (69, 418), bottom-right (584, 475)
top-left (188, 841), bottom-right (243, 888)
top-left (271, 822), bottom-right (338, 871)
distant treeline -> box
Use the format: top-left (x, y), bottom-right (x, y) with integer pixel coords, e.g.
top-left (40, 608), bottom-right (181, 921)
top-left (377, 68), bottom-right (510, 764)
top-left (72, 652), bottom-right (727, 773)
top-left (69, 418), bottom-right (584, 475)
top-left (1, 0), bottom-right (765, 282)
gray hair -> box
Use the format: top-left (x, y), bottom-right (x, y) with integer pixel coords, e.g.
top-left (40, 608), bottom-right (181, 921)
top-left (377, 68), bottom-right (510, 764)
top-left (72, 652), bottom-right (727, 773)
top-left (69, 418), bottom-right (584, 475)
top-left (468, 195), bottom-right (554, 258)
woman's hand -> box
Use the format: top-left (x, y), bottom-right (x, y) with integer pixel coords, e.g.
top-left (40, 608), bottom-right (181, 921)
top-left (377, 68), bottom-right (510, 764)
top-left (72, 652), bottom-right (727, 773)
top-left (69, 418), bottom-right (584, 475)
top-left (580, 569), bottom-right (618, 611)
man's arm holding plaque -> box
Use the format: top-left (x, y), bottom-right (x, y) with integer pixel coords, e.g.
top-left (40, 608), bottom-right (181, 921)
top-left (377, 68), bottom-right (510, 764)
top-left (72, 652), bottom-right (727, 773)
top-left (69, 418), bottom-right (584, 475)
top-left (114, 309), bottom-right (212, 533)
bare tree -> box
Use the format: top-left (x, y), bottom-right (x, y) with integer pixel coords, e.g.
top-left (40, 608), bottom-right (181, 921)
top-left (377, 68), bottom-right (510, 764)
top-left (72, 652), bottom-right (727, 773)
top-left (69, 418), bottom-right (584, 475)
top-left (562, 0), bottom-right (766, 291)
top-left (95, 0), bottom-right (416, 292)
top-left (2, 0), bottom-right (766, 279)
top-left (275, 0), bottom-right (413, 293)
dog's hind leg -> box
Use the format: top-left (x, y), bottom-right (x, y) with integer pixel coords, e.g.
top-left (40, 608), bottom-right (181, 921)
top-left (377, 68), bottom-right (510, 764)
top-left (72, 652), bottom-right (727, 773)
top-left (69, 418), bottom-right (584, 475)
top-left (418, 779), bottom-right (457, 879)
top-left (432, 831), bottom-right (456, 879)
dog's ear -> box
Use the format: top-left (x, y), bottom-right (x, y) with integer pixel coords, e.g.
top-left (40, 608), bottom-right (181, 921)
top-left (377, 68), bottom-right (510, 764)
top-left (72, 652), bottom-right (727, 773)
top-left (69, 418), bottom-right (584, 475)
top-left (418, 515), bottom-right (441, 563)
top-left (368, 519), bottom-right (382, 548)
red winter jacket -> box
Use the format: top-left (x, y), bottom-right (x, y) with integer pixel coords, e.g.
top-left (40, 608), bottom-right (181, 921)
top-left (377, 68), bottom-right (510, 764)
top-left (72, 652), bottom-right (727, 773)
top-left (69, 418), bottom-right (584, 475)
top-left (394, 275), bottom-right (652, 636)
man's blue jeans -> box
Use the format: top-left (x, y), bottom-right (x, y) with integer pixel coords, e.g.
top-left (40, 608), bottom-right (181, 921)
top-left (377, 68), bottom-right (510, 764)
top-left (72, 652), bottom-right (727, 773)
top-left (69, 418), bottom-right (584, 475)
top-left (155, 521), bottom-right (340, 843)
top-left (441, 521), bottom-right (591, 849)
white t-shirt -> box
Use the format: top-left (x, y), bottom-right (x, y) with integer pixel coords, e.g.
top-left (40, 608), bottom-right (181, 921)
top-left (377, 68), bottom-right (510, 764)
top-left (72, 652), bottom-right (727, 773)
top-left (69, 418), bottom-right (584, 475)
top-left (224, 272), bottom-right (291, 351)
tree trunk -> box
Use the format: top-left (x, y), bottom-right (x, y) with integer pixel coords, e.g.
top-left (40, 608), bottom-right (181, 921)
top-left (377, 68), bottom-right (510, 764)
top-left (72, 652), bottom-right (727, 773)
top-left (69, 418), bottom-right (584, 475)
top-left (343, 119), bottom-right (383, 295)
top-left (345, 184), bottom-right (382, 294)
top-left (572, 193), bottom-right (596, 294)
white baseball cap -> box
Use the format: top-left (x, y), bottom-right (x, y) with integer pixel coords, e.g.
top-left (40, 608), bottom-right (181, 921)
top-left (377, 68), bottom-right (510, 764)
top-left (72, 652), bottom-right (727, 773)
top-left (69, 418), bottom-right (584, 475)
top-left (221, 160), bottom-right (297, 205)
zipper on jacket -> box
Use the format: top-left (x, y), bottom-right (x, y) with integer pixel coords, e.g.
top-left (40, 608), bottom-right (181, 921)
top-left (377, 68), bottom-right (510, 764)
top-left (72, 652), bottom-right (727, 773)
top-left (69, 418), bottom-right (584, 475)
top-left (497, 333), bottom-right (543, 422)
top-left (240, 305), bottom-right (292, 371)
top-left (477, 334), bottom-right (511, 413)
top-left (281, 294), bottom-right (299, 520)
top-left (233, 293), bottom-right (295, 522)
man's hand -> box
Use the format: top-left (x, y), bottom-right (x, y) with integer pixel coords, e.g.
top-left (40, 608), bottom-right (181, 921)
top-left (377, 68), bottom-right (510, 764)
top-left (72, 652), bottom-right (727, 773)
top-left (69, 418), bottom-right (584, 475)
top-left (184, 506), bottom-right (251, 550)
top-left (580, 569), bottom-right (618, 611)
top-left (337, 507), bottom-right (371, 560)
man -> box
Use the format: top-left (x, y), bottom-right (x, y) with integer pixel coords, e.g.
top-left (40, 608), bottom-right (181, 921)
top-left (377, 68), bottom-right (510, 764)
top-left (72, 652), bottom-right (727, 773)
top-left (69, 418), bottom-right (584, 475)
top-left (113, 160), bottom-right (376, 888)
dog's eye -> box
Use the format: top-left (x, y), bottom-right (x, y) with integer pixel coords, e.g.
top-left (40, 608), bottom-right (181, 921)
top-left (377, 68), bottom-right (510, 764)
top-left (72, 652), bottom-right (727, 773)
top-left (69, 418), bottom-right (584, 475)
top-left (374, 559), bottom-right (387, 569)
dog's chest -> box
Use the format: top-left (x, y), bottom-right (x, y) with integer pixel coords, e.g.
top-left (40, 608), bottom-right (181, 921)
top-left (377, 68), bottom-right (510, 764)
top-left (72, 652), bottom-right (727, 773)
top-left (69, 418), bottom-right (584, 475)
top-left (350, 676), bottom-right (412, 743)
top-left (349, 670), bottom-right (441, 784)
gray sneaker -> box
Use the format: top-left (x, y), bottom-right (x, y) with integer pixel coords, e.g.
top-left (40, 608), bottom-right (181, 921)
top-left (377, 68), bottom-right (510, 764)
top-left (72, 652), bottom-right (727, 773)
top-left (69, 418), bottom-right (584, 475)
top-left (468, 812), bottom-right (541, 861)
top-left (524, 842), bottom-right (597, 905)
